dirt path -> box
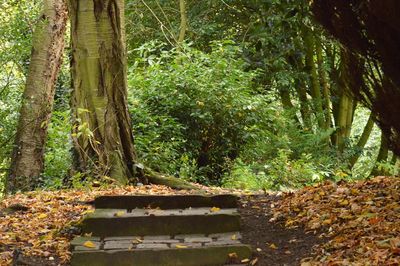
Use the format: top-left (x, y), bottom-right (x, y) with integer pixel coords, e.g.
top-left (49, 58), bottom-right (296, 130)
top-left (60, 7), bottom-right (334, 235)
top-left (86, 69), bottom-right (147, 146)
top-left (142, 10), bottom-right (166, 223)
top-left (239, 195), bottom-right (328, 266)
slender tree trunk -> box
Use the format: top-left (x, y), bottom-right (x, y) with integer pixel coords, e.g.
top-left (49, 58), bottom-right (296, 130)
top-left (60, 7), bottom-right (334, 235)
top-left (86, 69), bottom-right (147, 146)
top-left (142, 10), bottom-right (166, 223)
top-left (303, 27), bottom-right (324, 129)
top-left (316, 41), bottom-right (332, 130)
top-left (335, 93), bottom-right (350, 151)
top-left (333, 49), bottom-right (357, 152)
top-left (295, 79), bottom-right (312, 130)
top-left (7, 0), bottom-right (68, 193)
top-left (279, 88), bottom-right (300, 125)
top-left (371, 135), bottom-right (389, 176)
top-left (69, 0), bottom-right (145, 184)
top-left (177, 0), bottom-right (187, 43)
top-left (349, 112), bottom-right (375, 168)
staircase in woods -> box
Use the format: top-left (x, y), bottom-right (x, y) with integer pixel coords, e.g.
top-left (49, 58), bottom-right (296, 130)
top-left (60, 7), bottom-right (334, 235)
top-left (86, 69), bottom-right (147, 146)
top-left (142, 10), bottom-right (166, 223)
top-left (71, 195), bottom-right (252, 266)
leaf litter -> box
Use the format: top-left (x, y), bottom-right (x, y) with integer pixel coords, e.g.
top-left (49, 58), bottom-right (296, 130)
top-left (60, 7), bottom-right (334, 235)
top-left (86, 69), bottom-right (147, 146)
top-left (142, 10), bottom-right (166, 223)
top-left (1, 176), bottom-right (399, 265)
top-left (271, 176), bottom-right (400, 265)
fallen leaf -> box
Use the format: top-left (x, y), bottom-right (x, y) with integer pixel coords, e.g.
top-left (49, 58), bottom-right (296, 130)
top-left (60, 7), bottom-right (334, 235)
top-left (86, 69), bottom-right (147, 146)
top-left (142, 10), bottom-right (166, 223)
top-left (114, 211), bottom-right (125, 217)
top-left (210, 207), bottom-right (221, 212)
top-left (250, 258), bottom-right (258, 265)
top-left (83, 241), bottom-right (96, 248)
top-left (228, 252), bottom-right (238, 259)
top-left (38, 213), bottom-right (47, 219)
top-left (175, 244), bottom-right (188, 249)
top-left (269, 243), bottom-right (278, 249)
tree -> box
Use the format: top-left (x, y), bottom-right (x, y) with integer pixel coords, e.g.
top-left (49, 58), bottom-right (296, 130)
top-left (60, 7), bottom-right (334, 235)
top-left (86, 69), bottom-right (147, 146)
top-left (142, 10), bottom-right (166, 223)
top-left (68, 0), bottom-right (146, 184)
top-left (312, 0), bottom-right (400, 157)
top-left (7, 0), bottom-right (68, 193)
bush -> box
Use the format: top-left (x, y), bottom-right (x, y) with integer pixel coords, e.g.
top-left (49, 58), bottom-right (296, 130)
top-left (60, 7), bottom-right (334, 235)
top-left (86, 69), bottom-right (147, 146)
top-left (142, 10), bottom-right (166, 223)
top-left (128, 41), bottom-right (272, 184)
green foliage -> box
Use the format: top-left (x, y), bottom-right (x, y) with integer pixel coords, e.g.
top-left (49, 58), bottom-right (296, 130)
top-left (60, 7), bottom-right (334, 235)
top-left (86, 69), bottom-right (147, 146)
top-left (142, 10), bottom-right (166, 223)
top-left (128, 41), bottom-right (352, 189)
top-left (41, 110), bottom-right (72, 188)
top-left (129, 41), bottom-right (272, 184)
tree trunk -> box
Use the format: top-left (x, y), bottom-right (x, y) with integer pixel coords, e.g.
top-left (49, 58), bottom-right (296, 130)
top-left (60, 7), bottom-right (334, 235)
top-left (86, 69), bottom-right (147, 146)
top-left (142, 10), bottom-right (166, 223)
top-left (69, 0), bottom-right (145, 184)
top-left (279, 88), bottom-right (300, 125)
top-left (349, 112), bottom-right (375, 168)
top-left (316, 41), bottom-right (332, 131)
top-left (303, 27), bottom-right (324, 129)
top-left (177, 0), bottom-right (187, 43)
top-left (7, 0), bottom-right (68, 193)
top-left (295, 79), bottom-right (312, 130)
top-left (371, 135), bottom-right (389, 176)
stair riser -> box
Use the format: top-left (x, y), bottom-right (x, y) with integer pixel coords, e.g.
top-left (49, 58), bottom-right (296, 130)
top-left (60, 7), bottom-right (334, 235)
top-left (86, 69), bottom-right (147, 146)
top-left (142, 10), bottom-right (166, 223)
top-left (95, 195), bottom-right (238, 209)
top-left (71, 245), bottom-right (252, 266)
top-left (82, 215), bottom-right (241, 237)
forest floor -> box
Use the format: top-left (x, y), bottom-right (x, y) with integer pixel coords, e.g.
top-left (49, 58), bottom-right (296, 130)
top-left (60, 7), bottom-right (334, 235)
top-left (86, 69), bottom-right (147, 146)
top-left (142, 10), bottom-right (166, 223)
top-left (0, 176), bottom-right (399, 265)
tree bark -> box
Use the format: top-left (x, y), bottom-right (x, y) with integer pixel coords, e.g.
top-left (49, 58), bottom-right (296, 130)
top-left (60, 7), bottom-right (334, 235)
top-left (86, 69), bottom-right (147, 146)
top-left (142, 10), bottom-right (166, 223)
top-left (69, 0), bottom-right (145, 184)
top-left (303, 27), bottom-right (324, 129)
top-left (349, 112), bottom-right (375, 168)
top-left (7, 0), bottom-right (68, 193)
top-left (371, 135), bottom-right (389, 176)
top-left (177, 0), bottom-right (187, 43)
top-left (316, 41), bottom-right (332, 130)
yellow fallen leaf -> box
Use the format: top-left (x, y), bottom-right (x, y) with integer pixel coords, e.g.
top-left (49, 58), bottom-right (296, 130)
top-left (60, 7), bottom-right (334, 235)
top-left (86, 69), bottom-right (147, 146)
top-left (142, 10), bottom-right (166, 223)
top-left (241, 258), bottom-right (250, 263)
top-left (134, 238), bottom-right (142, 243)
top-left (228, 252), bottom-right (238, 258)
top-left (38, 213), bottom-right (47, 219)
top-left (114, 211), bottom-right (125, 217)
top-left (322, 219), bottom-right (332, 225)
top-left (269, 243), bottom-right (278, 249)
top-left (231, 234), bottom-right (237, 240)
top-left (285, 219), bottom-right (295, 227)
top-left (175, 244), bottom-right (188, 249)
top-left (250, 258), bottom-right (259, 265)
top-left (210, 207), bottom-right (221, 212)
top-left (83, 241), bottom-right (96, 248)
top-left (339, 199), bottom-right (349, 206)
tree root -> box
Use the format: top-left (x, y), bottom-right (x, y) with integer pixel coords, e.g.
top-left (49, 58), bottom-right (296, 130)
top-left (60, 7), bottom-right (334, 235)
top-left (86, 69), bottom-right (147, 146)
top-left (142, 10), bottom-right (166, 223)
top-left (143, 168), bottom-right (199, 190)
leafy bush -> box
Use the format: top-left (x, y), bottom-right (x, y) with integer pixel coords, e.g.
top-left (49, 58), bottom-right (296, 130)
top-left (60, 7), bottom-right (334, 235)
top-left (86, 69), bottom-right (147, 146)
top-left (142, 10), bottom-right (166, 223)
top-left (128, 41), bottom-right (272, 184)
top-left (128, 41), bottom-right (352, 189)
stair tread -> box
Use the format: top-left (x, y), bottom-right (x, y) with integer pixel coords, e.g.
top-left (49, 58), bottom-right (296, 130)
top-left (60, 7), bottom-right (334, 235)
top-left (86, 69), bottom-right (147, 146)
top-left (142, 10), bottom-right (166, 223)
top-left (86, 207), bottom-right (238, 218)
top-left (71, 243), bottom-right (251, 266)
top-left (95, 194), bottom-right (238, 209)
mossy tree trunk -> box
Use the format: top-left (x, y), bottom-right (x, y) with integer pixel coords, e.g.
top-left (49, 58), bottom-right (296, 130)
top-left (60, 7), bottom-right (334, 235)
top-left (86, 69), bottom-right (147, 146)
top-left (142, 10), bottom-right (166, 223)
top-left (303, 27), bottom-right (325, 129)
top-left (7, 0), bottom-right (68, 193)
top-left (69, 0), bottom-right (145, 184)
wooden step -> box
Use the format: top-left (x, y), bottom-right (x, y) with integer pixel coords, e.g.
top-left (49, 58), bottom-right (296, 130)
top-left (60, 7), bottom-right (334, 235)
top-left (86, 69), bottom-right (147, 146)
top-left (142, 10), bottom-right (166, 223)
top-left (80, 208), bottom-right (241, 237)
top-left (94, 194), bottom-right (238, 209)
top-left (70, 234), bottom-right (251, 266)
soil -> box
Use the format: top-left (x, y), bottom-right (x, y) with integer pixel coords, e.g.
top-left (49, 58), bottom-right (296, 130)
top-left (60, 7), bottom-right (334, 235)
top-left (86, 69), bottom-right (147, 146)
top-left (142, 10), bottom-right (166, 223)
top-left (239, 194), bottom-right (328, 266)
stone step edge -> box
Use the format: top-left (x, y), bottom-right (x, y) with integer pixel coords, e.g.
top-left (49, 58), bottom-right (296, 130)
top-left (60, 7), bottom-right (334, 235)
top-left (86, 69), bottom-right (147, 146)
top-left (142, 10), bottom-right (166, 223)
top-left (71, 232), bottom-right (243, 251)
top-left (71, 245), bottom-right (252, 266)
top-left (80, 214), bottom-right (241, 237)
top-left (84, 207), bottom-right (238, 219)
top-left (95, 194), bottom-right (238, 210)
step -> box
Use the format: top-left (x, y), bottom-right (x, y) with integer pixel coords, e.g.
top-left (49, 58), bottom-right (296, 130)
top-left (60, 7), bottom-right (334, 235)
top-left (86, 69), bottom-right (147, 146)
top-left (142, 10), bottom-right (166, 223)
top-left (70, 234), bottom-right (251, 266)
top-left (80, 208), bottom-right (241, 237)
top-left (94, 194), bottom-right (238, 209)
